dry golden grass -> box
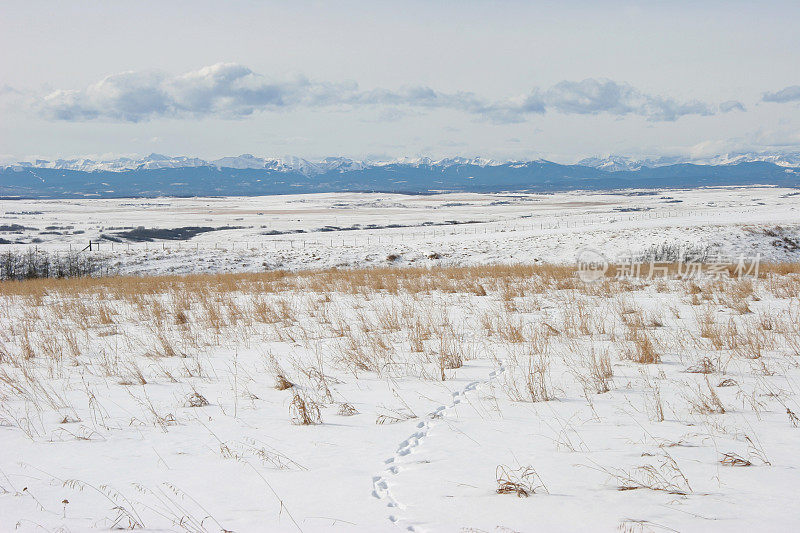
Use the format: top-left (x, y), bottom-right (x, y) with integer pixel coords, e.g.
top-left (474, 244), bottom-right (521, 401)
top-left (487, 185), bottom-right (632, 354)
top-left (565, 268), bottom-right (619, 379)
top-left (1, 261), bottom-right (799, 425)
top-left (2, 261), bottom-right (798, 299)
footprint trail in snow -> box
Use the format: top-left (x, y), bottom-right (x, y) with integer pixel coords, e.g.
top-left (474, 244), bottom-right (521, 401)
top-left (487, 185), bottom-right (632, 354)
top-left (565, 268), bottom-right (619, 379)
top-left (371, 362), bottom-right (506, 531)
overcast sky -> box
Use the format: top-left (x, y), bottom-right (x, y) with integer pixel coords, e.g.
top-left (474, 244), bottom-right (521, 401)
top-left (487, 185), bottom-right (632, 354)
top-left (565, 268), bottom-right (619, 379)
top-left (2, 0), bottom-right (800, 163)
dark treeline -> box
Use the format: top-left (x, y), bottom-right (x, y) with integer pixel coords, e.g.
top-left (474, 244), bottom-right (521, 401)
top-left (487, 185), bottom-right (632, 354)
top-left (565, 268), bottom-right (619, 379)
top-left (0, 249), bottom-right (114, 281)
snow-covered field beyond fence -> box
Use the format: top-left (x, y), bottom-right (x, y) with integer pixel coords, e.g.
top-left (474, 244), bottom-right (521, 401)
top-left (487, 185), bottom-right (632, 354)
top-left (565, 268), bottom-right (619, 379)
top-left (2, 186), bottom-right (799, 274)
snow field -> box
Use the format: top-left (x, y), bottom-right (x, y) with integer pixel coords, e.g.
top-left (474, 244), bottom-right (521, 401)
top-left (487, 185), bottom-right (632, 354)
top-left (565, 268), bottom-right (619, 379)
top-left (1, 265), bottom-right (800, 531)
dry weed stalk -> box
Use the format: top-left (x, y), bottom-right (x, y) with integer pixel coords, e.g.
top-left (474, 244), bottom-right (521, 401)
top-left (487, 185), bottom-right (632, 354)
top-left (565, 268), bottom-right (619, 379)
top-left (289, 391), bottom-right (321, 425)
top-left (686, 376), bottom-right (726, 414)
top-left (720, 452), bottom-right (752, 467)
top-left (590, 349), bottom-right (614, 393)
top-left (524, 353), bottom-right (555, 402)
top-left (593, 452), bottom-right (691, 495)
top-left (495, 465), bottom-right (548, 497)
top-left (623, 331), bottom-right (661, 364)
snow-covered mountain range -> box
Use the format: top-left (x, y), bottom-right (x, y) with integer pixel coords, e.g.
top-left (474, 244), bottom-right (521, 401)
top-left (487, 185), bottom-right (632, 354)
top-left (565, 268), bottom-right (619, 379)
top-left (578, 151), bottom-right (800, 171)
top-left (2, 152), bottom-right (798, 199)
top-left (4, 152), bottom-right (799, 175)
top-left (1, 154), bottom-right (501, 175)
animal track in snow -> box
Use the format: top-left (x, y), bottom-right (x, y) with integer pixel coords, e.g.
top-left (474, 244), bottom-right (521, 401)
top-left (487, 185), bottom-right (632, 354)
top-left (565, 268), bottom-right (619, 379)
top-left (371, 361), bottom-right (506, 531)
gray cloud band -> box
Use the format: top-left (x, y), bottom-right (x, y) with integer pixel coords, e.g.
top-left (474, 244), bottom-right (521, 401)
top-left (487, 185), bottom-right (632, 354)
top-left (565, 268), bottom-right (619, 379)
top-left (35, 62), bottom-right (745, 124)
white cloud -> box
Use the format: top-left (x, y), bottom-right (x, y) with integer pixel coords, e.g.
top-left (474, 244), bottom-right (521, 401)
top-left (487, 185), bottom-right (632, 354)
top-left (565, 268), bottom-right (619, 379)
top-left (719, 100), bottom-right (746, 113)
top-left (40, 63), bottom-right (317, 122)
top-left (36, 64), bottom-right (742, 124)
top-left (539, 79), bottom-right (743, 121)
top-left (542, 79), bottom-right (637, 115)
top-left (763, 85), bottom-right (800, 103)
